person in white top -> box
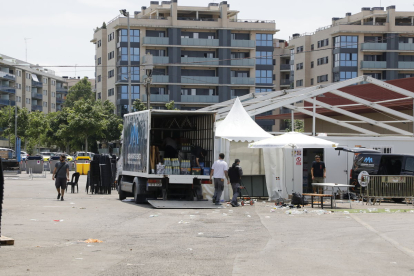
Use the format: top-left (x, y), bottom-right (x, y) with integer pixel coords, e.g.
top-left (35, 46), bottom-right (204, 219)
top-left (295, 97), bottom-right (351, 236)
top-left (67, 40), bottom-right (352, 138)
top-left (210, 153), bottom-right (229, 205)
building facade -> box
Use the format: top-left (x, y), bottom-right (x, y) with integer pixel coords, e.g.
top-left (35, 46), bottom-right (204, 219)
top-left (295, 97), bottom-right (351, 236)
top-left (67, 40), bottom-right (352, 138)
top-left (91, 0), bottom-right (277, 117)
top-left (288, 5), bottom-right (414, 89)
top-left (0, 54), bottom-right (68, 113)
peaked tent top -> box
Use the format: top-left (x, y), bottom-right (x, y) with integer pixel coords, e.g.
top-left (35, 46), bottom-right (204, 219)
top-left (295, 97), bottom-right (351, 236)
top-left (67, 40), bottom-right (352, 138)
top-left (215, 97), bottom-right (272, 142)
top-left (248, 132), bottom-right (338, 149)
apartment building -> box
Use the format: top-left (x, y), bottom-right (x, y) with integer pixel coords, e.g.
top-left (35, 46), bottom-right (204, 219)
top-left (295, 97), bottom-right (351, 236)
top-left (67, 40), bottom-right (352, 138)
top-left (288, 5), bottom-right (414, 89)
top-left (0, 54), bottom-right (68, 113)
top-left (91, 0), bottom-right (277, 119)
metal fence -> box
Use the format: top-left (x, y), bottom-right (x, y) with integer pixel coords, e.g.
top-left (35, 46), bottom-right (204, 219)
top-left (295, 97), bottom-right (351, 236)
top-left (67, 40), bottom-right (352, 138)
top-left (364, 175), bottom-right (414, 202)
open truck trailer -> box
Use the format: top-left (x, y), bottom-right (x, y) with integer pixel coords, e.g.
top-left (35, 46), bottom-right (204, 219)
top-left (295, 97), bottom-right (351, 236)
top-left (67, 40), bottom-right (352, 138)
top-left (117, 110), bottom-right (216, 208)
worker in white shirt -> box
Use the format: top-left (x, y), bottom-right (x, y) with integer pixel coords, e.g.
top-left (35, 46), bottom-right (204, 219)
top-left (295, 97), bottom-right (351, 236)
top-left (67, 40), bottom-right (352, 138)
top-left (210, 153), bottom-right (229, 206)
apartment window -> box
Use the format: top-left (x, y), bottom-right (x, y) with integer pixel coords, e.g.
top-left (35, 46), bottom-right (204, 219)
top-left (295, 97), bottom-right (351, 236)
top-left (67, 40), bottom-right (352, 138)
top-left (311, 61), bottom-right (314, 68)
top-left (317, 74), bottom-right (329, 83)
top-left (256, 33), bottom-right (273, 47)
top-left (98, 57), bottom-right (101, 65)
top-left (311, 78), bottom-right (314, 85)
top-left (108, 32), bottom-right (114, 42)
top-left (131, 67), bottom-right (140, 81)
top-left (97, 40), bottom-right (102, 47)
top-left (26, 98), bottom-right (31, 104)
top-left (17, 70), bottom-right (21, 77)
top-left (43, 90), bottom-right (47, 96)
top-left (17, 83), bottom-right (22, 89)
top-left (151, 87), bottom-right (167, 95)
top-left (255, 70), bottom-right (272, 84)
top-left (317, 38), bottom-right (329, 48)
top-left (16, 96), bottom-right (21, 102)
top-left (119, 48), bottom-right (128, 61)
top-left (108, 88), bottom-right (115, 96)
top-left (25, 85), bottom-right (30, 92)
top-left (118, 85), bottom-right (139, 100)
top-left (208, 36), bottom-right (214, 39)
top-left (43, 101), bottom-right (48, 107)
top-left (365, 36), bottom-right (384, 43)
top-left (97, 92), bottom-right (102, 99)
top-left (52, 92), bottom-right (55, 97)
top-left (52, 103), bottom-right (55, 109)
top-left (43, 78), bottom-right (48, 84)
top-left (26, 73), bottom-right (30, 79)
top-left (97, 75), bottom-right (101, 82)
top-left (296, 46), bottom-right (304, 53)
top-left (108, 51), bottom-right (115, 60)
top-left (317, 56), bottom-right (329, 65)
top-left (118, 29), bottom-right (140, 43)
top-left (398, 37), bottom-right (414, 44)
top-left (334, 36), bottom-right (358, 48)
top-left (296, 80), bottom-right (303, 87)
top-left (130, 30), bottom-right (140, 42)
top-left (311, 44), bottom-right (314, 51)
top-left (255, 88), bottom-right (273, 93)
top-left (339, 71), bottom-right (357, 81)
top-left (51, 80), bottom-right (56, 86)
top-left (108, 70), bottom-right (114, 78)
top-left (334, 53), bottom-right (358, 67)
top-left (130, 48), bottom-right (140, 61)
top-left (256, 51), bottom-right (273, 65)
top-left (296, 63), bottom-right (303, 70)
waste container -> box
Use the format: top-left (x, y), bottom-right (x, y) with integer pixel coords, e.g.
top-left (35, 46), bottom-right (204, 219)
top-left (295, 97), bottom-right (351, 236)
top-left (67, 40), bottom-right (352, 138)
top-left (49, 156), bottom-right (60, 174)
top-left (75, 156), bottom-right (91, 175)
top-left (26, 156), bottom-right (44, 174)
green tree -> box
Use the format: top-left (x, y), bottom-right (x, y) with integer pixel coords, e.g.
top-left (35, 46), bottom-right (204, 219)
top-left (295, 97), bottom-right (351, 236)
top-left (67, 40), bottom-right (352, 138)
top-left (0, 106), bottom-right (30, 148)
top-left (132, 99), bottom-right (147, 111)
top-left (165, 100), bottom-right (178, 110)
top-left (99, 100), bottom-right (123, 143)
top-left (25, 111), bottom-right (47, 154)
top-left (67, 100), bottom-right (106, 152)
top-left (284, 119), bottom-right (304, 132)
top-left (43, 109), bottom-right (73, 152)
top-left (64, 77), bottom-right (94, 108)
top-left (101, 22), bottom-right (107, 29)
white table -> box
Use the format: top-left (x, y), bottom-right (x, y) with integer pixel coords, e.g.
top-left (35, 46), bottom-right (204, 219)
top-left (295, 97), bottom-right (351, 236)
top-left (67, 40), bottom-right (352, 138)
top-left (311, 183), bottom-right (354, 208)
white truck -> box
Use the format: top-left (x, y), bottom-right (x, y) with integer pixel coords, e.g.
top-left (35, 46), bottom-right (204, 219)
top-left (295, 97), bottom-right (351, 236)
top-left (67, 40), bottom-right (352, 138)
top-left (117, 110), bottom-right (215, 205)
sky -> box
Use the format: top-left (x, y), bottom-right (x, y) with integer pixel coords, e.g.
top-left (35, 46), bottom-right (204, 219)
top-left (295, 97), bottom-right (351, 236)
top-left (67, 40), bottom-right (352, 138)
top-left (1, 0), bottom-right (413, 79)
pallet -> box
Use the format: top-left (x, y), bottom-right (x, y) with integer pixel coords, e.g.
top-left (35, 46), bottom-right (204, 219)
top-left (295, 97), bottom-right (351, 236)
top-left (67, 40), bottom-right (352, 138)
top-left (1, 236), bottom-right (14, 245)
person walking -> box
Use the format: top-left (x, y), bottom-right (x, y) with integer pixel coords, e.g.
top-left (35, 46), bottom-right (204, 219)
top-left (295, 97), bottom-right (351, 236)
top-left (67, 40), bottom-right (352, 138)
top-left (228, 159), bottom-right (243, 207)
top-left (311, 155), bottom-right (326, 194)
top-left (52, 154), bottom-right (70, 201)
top-left (210, 153), bottom-right (229, 206)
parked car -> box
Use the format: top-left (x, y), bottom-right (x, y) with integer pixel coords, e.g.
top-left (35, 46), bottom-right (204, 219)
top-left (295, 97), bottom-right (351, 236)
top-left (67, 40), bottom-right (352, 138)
top-left (21, 151), bottom-right (29, 160)
top-left (350, 153), bottom-right (414, 202)
top-left (40, 152), bottom-right (55, 162)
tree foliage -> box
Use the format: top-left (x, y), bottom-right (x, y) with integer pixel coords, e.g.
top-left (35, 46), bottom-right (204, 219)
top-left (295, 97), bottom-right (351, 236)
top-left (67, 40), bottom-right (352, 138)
top-left (132, 99), bottom-right (148, 111)
top-left (165, 100), bottom-right (178, 110)
top-left (284, 119), bottom-right (304, 132)
top-left (64, 77), bottom-right (94, 108)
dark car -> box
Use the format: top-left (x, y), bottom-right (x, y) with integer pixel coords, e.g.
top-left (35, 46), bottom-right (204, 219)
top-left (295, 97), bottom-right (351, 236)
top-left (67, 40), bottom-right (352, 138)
top-left (349, 153), bottom-right (414, 201)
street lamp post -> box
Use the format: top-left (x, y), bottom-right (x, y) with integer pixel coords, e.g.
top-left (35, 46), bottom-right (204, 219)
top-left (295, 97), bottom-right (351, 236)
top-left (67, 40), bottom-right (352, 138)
top-left (120, 9), bottom-right (131, 113)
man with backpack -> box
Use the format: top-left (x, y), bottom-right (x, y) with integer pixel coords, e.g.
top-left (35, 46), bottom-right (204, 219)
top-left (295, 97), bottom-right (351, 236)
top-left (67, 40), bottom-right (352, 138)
top-left (228, 159), bottom-right (243, 207)
top-left (52, 154), bottom-right (70, 201)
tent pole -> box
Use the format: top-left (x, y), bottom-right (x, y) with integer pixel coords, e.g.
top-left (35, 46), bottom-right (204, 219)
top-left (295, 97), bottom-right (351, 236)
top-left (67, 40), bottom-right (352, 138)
top-left (291, 110), bottom-right (294, 132)
top-left (292, 146), bottom-right (295, 193)
top-left (312, 97), bottom-right (316, 136)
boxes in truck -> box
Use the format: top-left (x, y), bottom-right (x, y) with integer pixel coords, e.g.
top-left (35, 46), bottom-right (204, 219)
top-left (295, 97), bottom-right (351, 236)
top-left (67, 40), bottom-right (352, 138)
top-left (119, 110), bottom-right (215, 204)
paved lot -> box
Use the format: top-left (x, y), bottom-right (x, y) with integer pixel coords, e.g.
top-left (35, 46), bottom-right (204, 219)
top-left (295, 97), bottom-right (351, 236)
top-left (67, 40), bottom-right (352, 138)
top-left (1, 174), bottom-right (414, 276)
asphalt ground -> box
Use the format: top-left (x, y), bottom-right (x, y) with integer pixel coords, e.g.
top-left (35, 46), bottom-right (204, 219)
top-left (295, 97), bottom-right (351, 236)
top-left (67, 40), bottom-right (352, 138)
top-left (1, 173), bottom-right (414, 276)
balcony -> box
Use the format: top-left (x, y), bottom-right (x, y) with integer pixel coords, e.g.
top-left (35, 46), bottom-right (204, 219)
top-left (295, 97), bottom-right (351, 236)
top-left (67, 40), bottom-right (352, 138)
top-left (398, 62), bottom-right (414, 69)
top-left (0, 71), bottom-right (16, 81)
top-left (0, 86), bottom-right (16, 94)
top-left (32, 80), bottom-right (43, 87)
top-left (181, 57), bottom-right (219, 66)
top-left (56, 98), bottom-right (65, 104)
top-left (56, 87), bottom-right (68, 93)
top-left (31, 92), bottom-right (43, 99)
top-left (280, 79), bottom-right (291, 86)
top-left (181, 38), bottom-right (219, 47)
top-left (230, 59), bottom-right (255, 66)
top-left (360, 61), bottom-right (386, 69)
top-left (142, 75), bottom-right (169, 83)
top-left (142, 94), bottom-right (169, 102)
top-left (0, 99), bottom-right (15, 106)
top-left (181, 76), bottom-right (219, 84)
top-left (231, 77), bottom-right (255, 85)
top-left (31, 105), bottom-right (43, 112)
top-left (361, 43), bottom-right (387, 51)
top-left (181, 95), bottom-right (219, 103)
top-left (142, 37), bottom-right (169, 45)
top-left (280, 64), bottom-right (291, 71)
top-left (399, 43), bottom-right (414, 51)
top-left (230, 40), bottom-right (255, 48)
top-left (142, 55), bottom-right (169, 65)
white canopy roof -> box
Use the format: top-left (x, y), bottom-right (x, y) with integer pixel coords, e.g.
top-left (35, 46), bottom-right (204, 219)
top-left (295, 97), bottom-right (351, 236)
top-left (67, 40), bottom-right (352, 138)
top-left (215, 97), bottom-right (272, 142)
top-left (248, 132), bottom-right (338, 149)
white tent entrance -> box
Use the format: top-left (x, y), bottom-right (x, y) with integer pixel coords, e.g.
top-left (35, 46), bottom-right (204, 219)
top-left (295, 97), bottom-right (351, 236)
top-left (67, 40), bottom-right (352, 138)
top-left (211, 98), bottom-right (276, 202)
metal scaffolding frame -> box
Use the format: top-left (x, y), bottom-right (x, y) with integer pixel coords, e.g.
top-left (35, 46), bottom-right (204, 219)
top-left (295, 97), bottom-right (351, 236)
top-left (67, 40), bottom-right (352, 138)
top-left (200, 76), bottom-right (414, 137)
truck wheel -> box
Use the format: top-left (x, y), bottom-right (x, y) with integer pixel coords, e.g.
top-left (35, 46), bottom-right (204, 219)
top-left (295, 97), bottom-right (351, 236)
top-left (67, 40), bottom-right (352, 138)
top-left (133, 183), bottom-right (146, 204)
top-left (118, 177), bottom-right (126, 200)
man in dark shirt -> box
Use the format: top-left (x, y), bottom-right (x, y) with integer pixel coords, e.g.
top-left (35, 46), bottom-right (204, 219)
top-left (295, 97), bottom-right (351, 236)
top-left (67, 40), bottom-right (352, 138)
top-left (228, 159), bottom-right (243, 207)
top-left (311, 155), bottom-right (326, 194)
top-left (52, 154), bottom-right (70, 201)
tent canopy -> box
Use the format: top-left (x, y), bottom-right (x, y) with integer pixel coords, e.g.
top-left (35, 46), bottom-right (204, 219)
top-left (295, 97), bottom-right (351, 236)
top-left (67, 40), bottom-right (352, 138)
top-left (248, 132), bottom-right (338, 149)
top-left (215, 97), bottom-right (272, 142)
